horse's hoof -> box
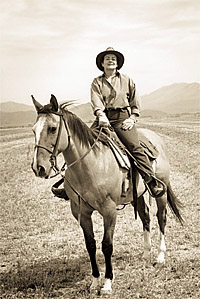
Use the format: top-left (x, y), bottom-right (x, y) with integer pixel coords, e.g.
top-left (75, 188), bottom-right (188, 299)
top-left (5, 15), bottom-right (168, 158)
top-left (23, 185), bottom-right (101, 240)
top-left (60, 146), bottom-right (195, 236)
top-left (101, 278), bottom-right (112, 293)
top-left (153, 260), bottom-right (165, 268)
top-left (90, 277), bottom-right (101, 294)
top-left (101, 288), bottom-right (112, 296)
top-left (157, 258), bottom-right (165, 264)
top-left (156, 252), bottom-right (165, 264)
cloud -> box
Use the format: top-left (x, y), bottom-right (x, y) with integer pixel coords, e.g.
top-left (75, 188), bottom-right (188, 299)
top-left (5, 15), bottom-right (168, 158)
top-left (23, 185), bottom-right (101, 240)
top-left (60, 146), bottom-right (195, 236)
top-left (0, 0), bottom-right (92, 50)
top-left (1, 0), bottom-right (199, 50)
top-left (0, 0), bottom-right (199, 103)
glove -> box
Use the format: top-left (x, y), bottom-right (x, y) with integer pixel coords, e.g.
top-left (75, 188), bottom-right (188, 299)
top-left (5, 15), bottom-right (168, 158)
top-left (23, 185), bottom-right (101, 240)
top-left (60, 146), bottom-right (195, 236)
top-left (121, 114), bottom-right (136, 130)
top-left (97, 111), bottom-right (110, 128)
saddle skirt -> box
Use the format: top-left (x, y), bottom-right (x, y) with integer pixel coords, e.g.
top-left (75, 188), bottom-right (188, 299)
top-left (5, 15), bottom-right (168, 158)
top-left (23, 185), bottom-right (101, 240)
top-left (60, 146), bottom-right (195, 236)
top-left (107, 136), bottom-right (131, 169)
top-left (106, 130), bottom-right (159, 170)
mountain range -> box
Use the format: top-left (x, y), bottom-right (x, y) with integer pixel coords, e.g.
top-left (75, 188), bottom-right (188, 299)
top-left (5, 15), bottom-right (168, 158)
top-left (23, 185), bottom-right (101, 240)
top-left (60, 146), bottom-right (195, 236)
top-left (140, 82), bottom-right (199, 113)
top-left (0, 82), bottom-right (199, 127)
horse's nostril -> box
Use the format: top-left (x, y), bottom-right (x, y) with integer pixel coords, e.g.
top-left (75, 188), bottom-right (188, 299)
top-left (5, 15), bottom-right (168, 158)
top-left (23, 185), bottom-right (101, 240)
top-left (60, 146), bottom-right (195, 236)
top-left (38, 165), bottom-right (46, 177)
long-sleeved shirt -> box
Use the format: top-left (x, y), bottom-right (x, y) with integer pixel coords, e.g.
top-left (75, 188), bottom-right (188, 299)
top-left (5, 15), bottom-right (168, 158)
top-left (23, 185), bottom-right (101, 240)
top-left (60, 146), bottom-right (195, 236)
top-left (91, 72), bottom-right (141, 116)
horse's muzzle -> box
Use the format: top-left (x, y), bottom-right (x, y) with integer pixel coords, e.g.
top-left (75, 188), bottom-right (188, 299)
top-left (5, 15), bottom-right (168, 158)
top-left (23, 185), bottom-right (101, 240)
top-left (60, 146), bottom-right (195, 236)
top-left (31, 162), bottom-right (49, 179)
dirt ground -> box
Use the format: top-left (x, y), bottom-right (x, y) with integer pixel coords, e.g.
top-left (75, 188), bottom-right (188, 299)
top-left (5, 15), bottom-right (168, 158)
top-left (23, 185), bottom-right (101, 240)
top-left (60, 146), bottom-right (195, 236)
top-left (0, 116), bottom-right (200, 298)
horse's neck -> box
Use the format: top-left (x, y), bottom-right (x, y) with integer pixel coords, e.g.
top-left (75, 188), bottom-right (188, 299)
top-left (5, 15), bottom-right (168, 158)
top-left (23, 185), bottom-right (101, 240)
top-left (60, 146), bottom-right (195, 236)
top-left (62, 137), bottom-right (96, 170)
top-left (61, 114), bottom-right (113, 172)
top-left (62, 140), bottom-right (81, 165)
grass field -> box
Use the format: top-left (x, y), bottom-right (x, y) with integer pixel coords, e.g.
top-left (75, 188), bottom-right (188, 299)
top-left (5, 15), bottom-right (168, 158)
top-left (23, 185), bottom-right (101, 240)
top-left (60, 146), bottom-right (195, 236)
top-left (0, 116), bottom-right (200, 298)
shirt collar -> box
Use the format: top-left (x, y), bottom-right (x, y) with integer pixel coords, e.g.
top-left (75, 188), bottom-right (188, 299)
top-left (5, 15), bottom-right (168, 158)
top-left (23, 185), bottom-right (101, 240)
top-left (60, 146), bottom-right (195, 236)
top-left (102, 71), bottom-right (120, 78)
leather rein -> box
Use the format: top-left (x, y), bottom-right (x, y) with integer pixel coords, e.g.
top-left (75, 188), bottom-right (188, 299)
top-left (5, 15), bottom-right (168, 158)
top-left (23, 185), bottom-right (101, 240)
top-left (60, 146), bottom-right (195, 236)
top-left (34, 110), bottom-right (66, 177)
top-left (35, 110), bottom-right (132, 221)
top-left (35, 109), bottom-right (102, 178)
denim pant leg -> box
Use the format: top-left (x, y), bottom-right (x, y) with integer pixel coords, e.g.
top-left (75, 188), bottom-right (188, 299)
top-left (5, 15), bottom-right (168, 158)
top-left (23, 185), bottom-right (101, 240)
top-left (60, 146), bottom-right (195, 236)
top-left (108, 112), bottom-right (155, 178)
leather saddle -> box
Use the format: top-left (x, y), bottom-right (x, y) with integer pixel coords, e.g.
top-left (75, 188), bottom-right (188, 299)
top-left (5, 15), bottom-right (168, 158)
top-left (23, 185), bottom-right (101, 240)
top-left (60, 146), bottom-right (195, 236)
top-left (106, 130), bottom-right (159, 170)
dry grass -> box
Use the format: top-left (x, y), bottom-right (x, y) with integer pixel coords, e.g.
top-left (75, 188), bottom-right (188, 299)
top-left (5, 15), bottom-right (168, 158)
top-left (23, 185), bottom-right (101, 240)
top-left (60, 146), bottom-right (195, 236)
top-left (0, 117), bottom-right (200, 298)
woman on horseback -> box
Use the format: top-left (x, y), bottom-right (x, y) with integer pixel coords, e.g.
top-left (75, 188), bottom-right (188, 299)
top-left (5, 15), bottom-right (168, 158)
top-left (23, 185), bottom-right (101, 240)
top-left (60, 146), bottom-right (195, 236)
top-left (91, 47), bottom-right (166, 198)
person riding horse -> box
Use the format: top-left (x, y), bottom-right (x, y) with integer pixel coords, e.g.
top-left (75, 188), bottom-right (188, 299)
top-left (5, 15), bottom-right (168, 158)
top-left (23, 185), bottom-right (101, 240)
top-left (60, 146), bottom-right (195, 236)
top-left (53, 47), bottom-right (166, 199)
top-left (90, 47), bottom-right (165, 198)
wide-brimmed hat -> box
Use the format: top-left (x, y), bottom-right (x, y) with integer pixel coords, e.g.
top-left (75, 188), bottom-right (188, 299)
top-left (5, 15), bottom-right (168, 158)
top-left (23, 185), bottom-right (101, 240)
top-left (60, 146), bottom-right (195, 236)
top-left (96, 47), bottom-right (124, 71)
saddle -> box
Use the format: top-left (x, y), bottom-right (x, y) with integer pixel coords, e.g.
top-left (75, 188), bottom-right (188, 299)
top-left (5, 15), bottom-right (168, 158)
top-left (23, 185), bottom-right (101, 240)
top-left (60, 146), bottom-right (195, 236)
top-left (106, 130), bottom-right (159, 170)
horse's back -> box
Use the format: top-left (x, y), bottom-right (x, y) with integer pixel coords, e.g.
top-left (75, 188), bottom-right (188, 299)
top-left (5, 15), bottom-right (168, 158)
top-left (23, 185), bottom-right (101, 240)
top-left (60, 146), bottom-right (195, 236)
top-left (138, 128), bottom-right (164, 150)
top-left (137, 128), bottom-right (170, 181)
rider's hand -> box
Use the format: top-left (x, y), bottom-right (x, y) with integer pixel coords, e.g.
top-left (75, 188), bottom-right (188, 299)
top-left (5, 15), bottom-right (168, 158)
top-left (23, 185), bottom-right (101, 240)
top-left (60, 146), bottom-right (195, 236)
top-left (97, 111), bottom-right (110, 128)
top-left (121, 114), bottom-right (137, 130)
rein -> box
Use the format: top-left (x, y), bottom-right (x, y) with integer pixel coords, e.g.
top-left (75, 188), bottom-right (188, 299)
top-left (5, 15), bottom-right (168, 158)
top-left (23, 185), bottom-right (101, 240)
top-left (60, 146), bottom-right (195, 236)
top-left (59, 122), bottom-right (103, 225)
top-left (66, 126), bottom-right (103, 169)
top-left (35, 108), bottom-right (130, 222)
top-left (35, 109), bottom-right (103, 178)
top-left (34, 111), bottom-right (65, 177)
top-left (35, 109), bottom-right (103, 224)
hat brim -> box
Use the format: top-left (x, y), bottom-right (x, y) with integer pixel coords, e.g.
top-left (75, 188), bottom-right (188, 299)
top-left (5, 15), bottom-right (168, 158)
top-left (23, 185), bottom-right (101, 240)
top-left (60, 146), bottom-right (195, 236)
top-left (96, 50), bottom-right (124, 71)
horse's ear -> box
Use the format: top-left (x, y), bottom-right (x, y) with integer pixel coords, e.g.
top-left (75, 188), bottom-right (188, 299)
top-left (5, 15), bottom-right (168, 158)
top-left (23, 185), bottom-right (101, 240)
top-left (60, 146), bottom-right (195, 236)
top-left (50, 94), bottom-right (58, 112)
top-left (31, 95), bottom-right (43, 113)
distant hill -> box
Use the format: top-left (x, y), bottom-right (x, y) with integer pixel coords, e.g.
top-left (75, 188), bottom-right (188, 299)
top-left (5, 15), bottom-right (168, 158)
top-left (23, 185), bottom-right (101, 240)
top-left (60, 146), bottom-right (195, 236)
top-left (0, 101), bottom-right (95, 127)
top-left (140, 82), bottom-right (199, 114)
top-left (67, 102), bottom-right (94, 123)
top-left (140, 109), bottom-right (167, 118)
top-left (0, 82), bottom-right (199, 127)
top-left (0, 101), bottom-right (34, 113)
top-left (0, 111), bottom-right (36, 127)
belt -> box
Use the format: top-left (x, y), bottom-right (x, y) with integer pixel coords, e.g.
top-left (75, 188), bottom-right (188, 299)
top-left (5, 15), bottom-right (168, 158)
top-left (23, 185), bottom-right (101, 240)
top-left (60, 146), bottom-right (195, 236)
top-left (105, 107), bottom-right (128, 112)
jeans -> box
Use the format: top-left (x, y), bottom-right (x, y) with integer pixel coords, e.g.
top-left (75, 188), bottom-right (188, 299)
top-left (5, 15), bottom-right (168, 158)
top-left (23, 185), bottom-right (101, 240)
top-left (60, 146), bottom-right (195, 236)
top-left (92, 109), bottom-right (155, 180)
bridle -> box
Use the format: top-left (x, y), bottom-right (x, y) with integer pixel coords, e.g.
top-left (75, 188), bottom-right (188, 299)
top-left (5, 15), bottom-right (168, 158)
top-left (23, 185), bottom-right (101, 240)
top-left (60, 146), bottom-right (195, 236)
top-left (34, 106), bottom-right (135, 221)
top-left (34, 109), bottom-right (102, 178)
top-left (34, 110), bottom-right (68, 177)
top-left (34, 108), bottom-right (103, 223)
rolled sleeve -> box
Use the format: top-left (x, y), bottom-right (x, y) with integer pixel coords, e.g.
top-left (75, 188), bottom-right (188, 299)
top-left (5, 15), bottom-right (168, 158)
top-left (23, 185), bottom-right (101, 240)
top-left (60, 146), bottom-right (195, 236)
top-left (91, 78), bottom-right (105, 115)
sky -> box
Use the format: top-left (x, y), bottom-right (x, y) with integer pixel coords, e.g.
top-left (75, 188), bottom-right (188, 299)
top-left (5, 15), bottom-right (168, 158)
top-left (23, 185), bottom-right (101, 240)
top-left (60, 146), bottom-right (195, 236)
top-left (0, 0), bottom-right (200, 105)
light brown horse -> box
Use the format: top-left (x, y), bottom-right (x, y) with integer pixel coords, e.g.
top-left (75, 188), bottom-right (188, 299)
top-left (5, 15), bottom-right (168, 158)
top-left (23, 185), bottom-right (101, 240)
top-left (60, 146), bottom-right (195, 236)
top-left (31, 95), bottom-right (183, 293)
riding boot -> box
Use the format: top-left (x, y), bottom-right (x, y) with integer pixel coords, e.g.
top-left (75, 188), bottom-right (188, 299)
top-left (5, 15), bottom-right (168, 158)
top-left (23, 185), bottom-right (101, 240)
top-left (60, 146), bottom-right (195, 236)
top-left (51, 178), bottom-right (69, 200)
top-left (143, 174), bottom-right (166, 198)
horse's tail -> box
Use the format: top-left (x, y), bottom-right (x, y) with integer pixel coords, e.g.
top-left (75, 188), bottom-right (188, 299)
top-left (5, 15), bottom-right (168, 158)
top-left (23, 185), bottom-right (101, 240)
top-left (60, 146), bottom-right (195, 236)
top-left (167, 182), bottom-right (184, 225)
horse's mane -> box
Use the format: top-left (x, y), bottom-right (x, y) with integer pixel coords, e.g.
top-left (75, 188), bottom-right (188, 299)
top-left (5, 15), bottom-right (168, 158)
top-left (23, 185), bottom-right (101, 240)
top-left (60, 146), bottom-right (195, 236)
top-left (60, 103), bottom-right (108, 149)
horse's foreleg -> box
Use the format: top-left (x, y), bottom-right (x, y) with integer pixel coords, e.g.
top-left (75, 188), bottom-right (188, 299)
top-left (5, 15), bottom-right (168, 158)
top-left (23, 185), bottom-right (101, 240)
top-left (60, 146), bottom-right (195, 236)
top-left (137, 194), bottom-right (151, 259)
top-left (70, 201), bottom-right (100, 290)
top-left (100, 198), bottom-right (117, 292)
top-left (156, 194), bottom-right (167, 264)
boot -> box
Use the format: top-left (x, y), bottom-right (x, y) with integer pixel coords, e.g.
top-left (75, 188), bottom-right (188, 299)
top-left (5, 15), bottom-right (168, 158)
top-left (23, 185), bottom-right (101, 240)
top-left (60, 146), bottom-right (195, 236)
top-left (51, 178), bottom-right (69, 200)
top-left (144, 175), bottom-right (166, 198)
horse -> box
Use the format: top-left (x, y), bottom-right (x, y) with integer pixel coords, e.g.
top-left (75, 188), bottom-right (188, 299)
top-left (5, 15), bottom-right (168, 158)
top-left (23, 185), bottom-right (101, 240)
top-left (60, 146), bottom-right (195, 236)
top-left (31, 94), bottom-right (183, 293)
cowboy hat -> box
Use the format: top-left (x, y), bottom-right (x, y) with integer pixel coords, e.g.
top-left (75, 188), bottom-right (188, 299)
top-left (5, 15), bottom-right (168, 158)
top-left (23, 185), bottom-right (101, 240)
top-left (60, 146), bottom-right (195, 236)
top-left (96, 47), bottom-right (124, 71)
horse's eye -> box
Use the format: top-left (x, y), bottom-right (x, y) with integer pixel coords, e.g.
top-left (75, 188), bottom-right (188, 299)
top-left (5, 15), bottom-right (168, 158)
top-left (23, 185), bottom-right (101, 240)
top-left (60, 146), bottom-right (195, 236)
top-left (49, 126), bottom-right (57, 134)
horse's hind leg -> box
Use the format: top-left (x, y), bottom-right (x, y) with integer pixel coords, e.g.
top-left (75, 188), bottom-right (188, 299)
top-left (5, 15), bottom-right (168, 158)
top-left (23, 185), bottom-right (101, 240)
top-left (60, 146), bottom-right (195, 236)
top-left (70, 201), bottom-right (100, 290)
top-left (137, 194), bottom-right (151, 259)
top-left (155, 193), bottom-right (167, 264)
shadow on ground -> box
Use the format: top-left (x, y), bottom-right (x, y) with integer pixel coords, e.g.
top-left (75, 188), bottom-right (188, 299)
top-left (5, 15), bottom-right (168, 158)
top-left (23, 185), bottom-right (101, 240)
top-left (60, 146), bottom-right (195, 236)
top-left (0, 254), bottom-right (96, 298)
top-left (0, 251), bottom-right (200, 298)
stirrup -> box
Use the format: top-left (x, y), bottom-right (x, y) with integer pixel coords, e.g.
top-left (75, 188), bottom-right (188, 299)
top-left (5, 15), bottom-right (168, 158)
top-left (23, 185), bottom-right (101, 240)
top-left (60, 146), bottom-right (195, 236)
top-left (51, 178), bottom-right (69, 200)
top-left (145, 177), bottom-right (167, 198)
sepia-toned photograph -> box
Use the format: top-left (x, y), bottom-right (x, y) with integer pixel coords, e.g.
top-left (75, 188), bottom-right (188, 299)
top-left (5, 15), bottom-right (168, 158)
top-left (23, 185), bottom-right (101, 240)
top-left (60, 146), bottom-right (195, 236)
top-left (0, 0), bottom-right (201, 298)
